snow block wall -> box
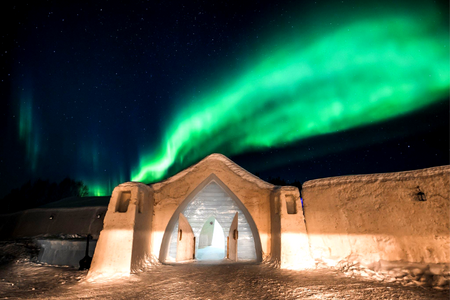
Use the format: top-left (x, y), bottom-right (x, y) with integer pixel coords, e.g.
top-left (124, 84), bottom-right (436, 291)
top-left (272, 186), bottom-right (314, 269)
top-left (37, 239), bottom-right (97, 268)
top-left (0, 207), bottom-right (107, 239)
top-left (301, 165), bottom-right (450, 265)
top-left (88, 182), bottom-right (153, 279)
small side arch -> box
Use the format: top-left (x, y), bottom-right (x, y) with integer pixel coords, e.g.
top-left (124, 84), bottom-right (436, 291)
top-left (159, 173), bottom-right (263, 263)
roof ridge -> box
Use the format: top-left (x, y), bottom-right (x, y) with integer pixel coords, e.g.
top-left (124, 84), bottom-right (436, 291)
top-left (151, 153), bottom-right (275, 190)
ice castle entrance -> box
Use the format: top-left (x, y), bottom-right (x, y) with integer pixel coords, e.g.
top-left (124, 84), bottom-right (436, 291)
top-left (162, 178), bottom-right (259, 263)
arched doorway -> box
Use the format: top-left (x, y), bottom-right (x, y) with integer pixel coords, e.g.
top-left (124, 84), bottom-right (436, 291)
top-left (159, 174), bottom-right (263, 263)
top-left (197, 216), bottom-right (225, 260)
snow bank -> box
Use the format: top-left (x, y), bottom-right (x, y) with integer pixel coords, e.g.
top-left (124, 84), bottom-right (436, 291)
top-left (316, 254), bottom-right (450, 290)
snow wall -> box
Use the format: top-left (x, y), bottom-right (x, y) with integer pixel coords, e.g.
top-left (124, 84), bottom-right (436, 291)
top-left (36, 239), bottom-right (97, 268)
top-left (302, 165), bottom-right (450, 265)
top-left (0, 207), bottom-right (107, 239)
top-left (88, 182), bottom-right (154, 277)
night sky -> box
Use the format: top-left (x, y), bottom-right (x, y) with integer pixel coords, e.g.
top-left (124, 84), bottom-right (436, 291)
top-left (1, 0), bottom-right (448, 197)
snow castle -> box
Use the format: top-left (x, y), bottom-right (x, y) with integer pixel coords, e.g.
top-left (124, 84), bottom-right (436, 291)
top-left (0, 154), bottom-right (448, 278)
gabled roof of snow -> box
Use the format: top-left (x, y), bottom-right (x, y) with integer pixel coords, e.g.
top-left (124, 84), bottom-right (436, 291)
top-left (151, 153), bottom-right (276, 190)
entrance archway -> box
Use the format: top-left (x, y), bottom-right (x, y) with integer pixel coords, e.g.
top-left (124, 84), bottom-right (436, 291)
top-left (159, 174), bottom-right (263, 263)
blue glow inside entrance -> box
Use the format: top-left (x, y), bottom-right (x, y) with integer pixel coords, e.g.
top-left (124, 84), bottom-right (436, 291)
top-left (197, 216), bottom-right (225, 260)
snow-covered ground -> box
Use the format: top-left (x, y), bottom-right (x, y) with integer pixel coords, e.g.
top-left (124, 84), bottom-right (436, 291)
top-left (196, 246), bottom-right (225, 260)
top-left (0, 240), bottom-right (448, 299)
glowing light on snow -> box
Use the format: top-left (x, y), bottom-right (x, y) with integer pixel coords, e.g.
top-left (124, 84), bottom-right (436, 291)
top-left (131, 12), bottom-right (449, 183)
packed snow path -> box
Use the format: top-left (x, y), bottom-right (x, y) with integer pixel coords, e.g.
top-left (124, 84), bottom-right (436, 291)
top-left (0, 261), bottom-right (448, 299)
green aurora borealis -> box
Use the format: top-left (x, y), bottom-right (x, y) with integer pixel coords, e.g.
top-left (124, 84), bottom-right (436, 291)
top-left (131, 13), bottom-right (449, 183)
top-left (18, 91), bottom-right (39, 173)
top-left (5, 1), bottom-right (448, 198)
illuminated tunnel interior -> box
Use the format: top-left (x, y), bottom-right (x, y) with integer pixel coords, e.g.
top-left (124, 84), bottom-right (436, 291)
top-left (197, 216), bottom-right (226, 261)
top-left (167, 181), bottom-right (257, 262)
